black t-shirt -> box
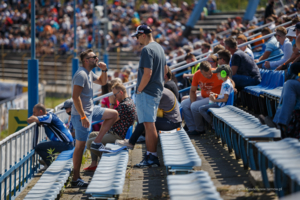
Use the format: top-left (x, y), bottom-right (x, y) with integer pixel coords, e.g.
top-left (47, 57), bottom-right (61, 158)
top-left (231, 49), bottom-right (261, 80)
top-left (164, 80), bottom-right (179, 100)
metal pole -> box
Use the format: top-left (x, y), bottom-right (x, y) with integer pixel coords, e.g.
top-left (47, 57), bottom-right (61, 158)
top-left (92, 0), bottom-right (96, 73)
top-left (28, 0), bottom-right (39, 117)
top-left (103, 0), bottom-right (109, 69)
top-left (72, 0), bottom-right (79, 77)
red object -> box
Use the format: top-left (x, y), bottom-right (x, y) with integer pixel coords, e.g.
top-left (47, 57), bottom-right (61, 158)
top-left (83, 166), bottom-right (97, 171)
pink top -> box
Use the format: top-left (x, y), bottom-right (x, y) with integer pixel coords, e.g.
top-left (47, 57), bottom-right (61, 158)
top-left (101, 97), bottom-right (119, 109)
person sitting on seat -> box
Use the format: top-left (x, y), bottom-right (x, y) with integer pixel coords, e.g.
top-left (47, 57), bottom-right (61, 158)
top-left (89, 82), bottom-right (136, 154)
top-left (164, 66), bottom-right (179, 100)
top-left (27, 103), bottom-right (74, 171)
top-left (237, 34), bottom-right (254, 60)
top-left (225, 37), bottom-right (261, 91)
top-left (116, 88), bottom-right (182, 150)
top-left (264, 26), bottom-right (293, 70)
top-left (255, 27), bottom-right (283, 67)
top-left (199, 65), bottom-right (234, 125)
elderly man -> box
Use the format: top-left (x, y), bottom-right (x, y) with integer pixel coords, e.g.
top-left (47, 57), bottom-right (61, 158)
top-left (27, 103), bottom-right (74, 171)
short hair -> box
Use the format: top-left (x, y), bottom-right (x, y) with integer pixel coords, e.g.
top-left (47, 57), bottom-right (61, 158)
top-left (224, 37), bottom-right (237, 49)
top-left (34, 103), bottom-right (46, 114)
top-left (261, 27), bottom-right (272, 35)
top-left (266, 17), bottom-right (274, 22)
top-left (237, 34), bottom-right (247, 42)
top-left (209, 54), bottom-right (218, 63)
top-left (210, 31), bottom-right (216, 36)
top-left (213, 44), bottom-right (225, 54)
top-left (276, 26), bottom-right (287, 36)
top-left (80, 49), bottom-right (93, 63)
top-left (184, 53), bottom-right (195, 61)
top-left (199, 61), bottom-right (211, 72)
top-left (292, 16), bottom-right (300, 24)
top-left (166, 66), bottom-right (172, 79)
top-left (217, 50), bottom-right (231, 64)
top-left (201, 42), bottom-right (211, 50)
top-left (111, 82), bottom-right (127, 94)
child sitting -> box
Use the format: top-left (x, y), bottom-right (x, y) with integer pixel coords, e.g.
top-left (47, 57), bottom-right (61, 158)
top-left (199, 64), bottom-right (234, 125)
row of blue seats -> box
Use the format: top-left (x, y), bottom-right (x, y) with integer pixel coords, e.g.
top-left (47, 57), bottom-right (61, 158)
top-left (255, 138), bottom-right (300, 198)
top-left (208, 105), bottom-right (281, 170)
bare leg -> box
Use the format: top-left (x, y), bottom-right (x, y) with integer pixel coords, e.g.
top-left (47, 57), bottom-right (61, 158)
top-left (144, 122), bottom-right (158, 153)
top-left (72, 140), bottom-right (86, 181)
top-left (93, 109), bottom-right (118, 143)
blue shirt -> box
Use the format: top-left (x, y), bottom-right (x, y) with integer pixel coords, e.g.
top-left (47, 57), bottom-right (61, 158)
top-left (38, 112), bottom-right (73, 143)
top-left (265, 36), bottom-right (283, 58)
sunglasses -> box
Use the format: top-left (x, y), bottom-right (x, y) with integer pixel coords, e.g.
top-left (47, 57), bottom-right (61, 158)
top-left (86, 56), bottom-right (98, 60)
top-left (113, 91), bottom-right (120, 97)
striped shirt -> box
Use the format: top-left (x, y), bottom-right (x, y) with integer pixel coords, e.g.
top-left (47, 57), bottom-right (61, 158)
top-left (37, 112), bottom-right (73, 143)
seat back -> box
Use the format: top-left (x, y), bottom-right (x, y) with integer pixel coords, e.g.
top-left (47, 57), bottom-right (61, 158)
top-left (125, 125), bottom-right (133, 139)
top-left (226, 91), bottom-right (234, 106)
top-left (177, 100), bottom-right (183, 118)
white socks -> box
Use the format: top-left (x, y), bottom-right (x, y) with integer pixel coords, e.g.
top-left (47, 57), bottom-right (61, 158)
top-left (147, 151), bottom-right (157, 157)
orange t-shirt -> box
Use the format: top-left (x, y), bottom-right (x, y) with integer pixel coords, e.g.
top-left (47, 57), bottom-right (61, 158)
top-left (191, 70), bottom-right (223, 98)
top-left (253, 34), bottom-right (264, 47)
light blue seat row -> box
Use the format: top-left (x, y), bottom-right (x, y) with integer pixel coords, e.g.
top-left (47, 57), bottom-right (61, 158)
top-left (159, 129), bottom-right (201, 174)
top-left (208, 105), bottom-right (281, 170)
top-left (24, 149), bottom-right (74, 200)
top-left (86, 143), bottom-right (128, 199)
top-left (167, 171), bottom-right (223, 200)
top-left (255, 138), bottom-right (300, 197)
top-left (262, 87), bottom-right (283, 117)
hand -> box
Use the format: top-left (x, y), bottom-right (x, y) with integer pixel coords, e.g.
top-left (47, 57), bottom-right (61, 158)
top-left (264, 61), bottom-right (270, 69)
top-left (209, 94), bottom-right (215, 101)
top-left (234, 88), bottom-right (238, 95)
top-left (97, 62), bottom-right (107, 70)
top-left (275, 65), bottom-right (283, 71)
top-left (81, 117), bottom-right (90, 128)
top-left (182, 73), bottom-right (187, 78)
top-left (109, 95), bottom-right (116, 104)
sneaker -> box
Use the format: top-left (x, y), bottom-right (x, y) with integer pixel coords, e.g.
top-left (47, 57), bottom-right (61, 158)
top-left (38, 165), bottom-right (48, 172)
top-left (115, 139), bottom-right (134, 149)
top-left (90, 142), bottom-right (112, 153)
top-left (71, 178), bottom-right (89, 187)
top-left (136, 135), bottom-right (145, 143)
top-left (83, 165), bottom-right (97, 172)
top-left (134, 154), bottom-right (160, 168)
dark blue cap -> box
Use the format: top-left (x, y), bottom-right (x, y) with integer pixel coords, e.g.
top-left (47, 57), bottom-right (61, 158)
top-left (294, 22), bottom-right (300, 31)
top-left (131, 25), bottom-right (152, 37)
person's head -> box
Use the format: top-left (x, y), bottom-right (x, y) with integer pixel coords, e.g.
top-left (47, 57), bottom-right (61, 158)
top-left (217, 50), bottom-right (231, 65)
top-left (266, 17), bottom-right (274, 24)
top-left (207, 54), bottom-right (218, 68)
top-left (131, 24), bottom-right (153, 46)
top-left (177, 48), bottom-right (185, 56)
top-left (199, 61), bottom-right (213, 79)
top-left (224, 37), bottom-right (238, 54)
top-left (61, 99), bottom-right (73, 115)
top-left (236, 34), bottom-right (248, 51)
top-left (201, 42), bottom-right (211, 54)
top-left (80, 49), bottom-right (98, 70)
top-left (292, 16), bottom-right (300, 25)
top-left (213, 44), bottom-right (225, 54)
top-left (286, 27), bottom-right (296, 42)
top-left (165, 66), bottom-right (172, 81)
top-left (261, 27), bottom-right (272, 36)
top-left (111, 82), bottom-right (127, 102)
top-left (33, 103), bottom-right (46, 116)
top-left (184, 53), bottom-right (196, 63)
top-left (212, 64), bottom-right (231, 81)
top-left (210, 31), bottom-right (216, 39)
top-left (108, 78), bottom-right (122, 92)
top-left (294, 22), bottom-right (300, 36)
top-left (275, 26), bottom-right (287, 44)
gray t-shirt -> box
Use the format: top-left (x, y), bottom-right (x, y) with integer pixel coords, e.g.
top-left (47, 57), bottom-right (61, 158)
top-left (71, 67), bottom-right (98, 116)
top-left (158, 88), bottom-right (182, 124)
top-left (137, 42), bottom-right (166, 98)
top-left (231, 49), bottom-right (261, 80)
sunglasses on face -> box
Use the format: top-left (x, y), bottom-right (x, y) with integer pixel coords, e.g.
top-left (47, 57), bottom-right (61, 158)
top-left (86, 56), bottom-right (98, 60)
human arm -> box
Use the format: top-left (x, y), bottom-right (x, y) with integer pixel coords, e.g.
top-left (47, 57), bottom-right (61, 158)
top-left (209, 94), bottom-right (229, 103)
top-left (269, 42), bottom-right (293, 69)
top-left (231, 65), bottom-right (238, 76)
top-left (109, 95), bottom-right (117, 109)
top-left (93, 62), bottom-right (108, 85)
top-left (189, 86), bottom-right (198, 103)
top-left (275, 49), bottom-right (300, 70)
top-left (72, 85), bottom-right (90, 128)
top-left (183, 73), bottom-right (194, 78)
top-left (27, 116), bottom-right (40, 124)
top-left (256, 51), bottom-right (271, 62)
top-left (137, 68), bottom-right (152, 92)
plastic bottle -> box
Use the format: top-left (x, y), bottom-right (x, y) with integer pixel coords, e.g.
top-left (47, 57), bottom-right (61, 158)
top-left (209, 94), bottom-right (218, 104)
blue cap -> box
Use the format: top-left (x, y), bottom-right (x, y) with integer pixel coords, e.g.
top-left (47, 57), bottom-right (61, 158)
top-left (293, 22), bottom-right (300, 31)
top-left (61, 99), bottom-right (73, 110)
top-left (131, 25), bottom-right (152, 37)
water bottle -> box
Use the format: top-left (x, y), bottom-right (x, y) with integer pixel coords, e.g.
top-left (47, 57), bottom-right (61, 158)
top-left (209, 94), bottom-right (218, 104)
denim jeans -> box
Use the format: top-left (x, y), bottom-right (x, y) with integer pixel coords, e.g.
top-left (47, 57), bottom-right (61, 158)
top-left (273, 80), bottom-right (300, 126)
top-left (129, 117), bottom-right (181, 145)
top-left (35, 141), bottom-right (74, 166)
top-left (232, 74), bottom-right (261, 91)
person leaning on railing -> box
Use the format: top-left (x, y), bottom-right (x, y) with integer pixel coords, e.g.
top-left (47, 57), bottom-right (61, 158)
top-left (27, 103), bottom-right (74, 171)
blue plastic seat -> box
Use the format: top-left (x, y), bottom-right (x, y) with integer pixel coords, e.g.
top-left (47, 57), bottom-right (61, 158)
top-left (125, 126), bottom-right (133, 139)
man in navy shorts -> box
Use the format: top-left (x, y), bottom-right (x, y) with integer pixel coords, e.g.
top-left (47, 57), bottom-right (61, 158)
top-left (131, 25), bottom-right (167, 167)
top-left (71, 49), bottom-right (118, 187)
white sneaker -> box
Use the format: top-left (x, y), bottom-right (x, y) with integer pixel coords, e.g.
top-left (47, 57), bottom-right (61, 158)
top-left (115, 139), bottom-right (134, 150)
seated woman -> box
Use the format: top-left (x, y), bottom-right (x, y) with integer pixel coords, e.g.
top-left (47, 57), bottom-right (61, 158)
top-left (116, 88), bottom-right (182, 149)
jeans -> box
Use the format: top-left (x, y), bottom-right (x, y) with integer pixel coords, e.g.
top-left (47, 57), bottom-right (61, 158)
top-left (129, 117), bottom-right (181, 145)
top-left (181, 96), bottom-right (209, 132)
top-left (199, 103), bottom-right (220, 124)
top-left (136, 92), bottom-right (161, 123)
top-left (232, 74), bottom-right (261, 91)
top-left (35, 141), bottom-right (74, 166)
top-left (273, 80), bottom-right (300, 126)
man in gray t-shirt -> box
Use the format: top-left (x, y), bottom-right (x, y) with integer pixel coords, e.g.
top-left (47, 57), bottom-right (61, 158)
top-left (70, 49), bottom-right (118, 187)
top-left (131, 25), bottom-right (167, 168)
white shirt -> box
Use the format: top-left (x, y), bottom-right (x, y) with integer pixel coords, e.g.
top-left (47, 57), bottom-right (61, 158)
top-left (244, 47), bottom-right (254, 60)
top-left (269, 38), bottom-right (293, 69)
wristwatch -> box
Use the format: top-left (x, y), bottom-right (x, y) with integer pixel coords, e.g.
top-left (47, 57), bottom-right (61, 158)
top-left (102, 69), bottom-right (108, 72)
top-left (136, 90), bottom-right (142, 94)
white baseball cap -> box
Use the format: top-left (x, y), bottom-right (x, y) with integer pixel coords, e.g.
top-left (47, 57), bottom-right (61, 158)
top-left (286, 26), bottom-right (296, 37)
